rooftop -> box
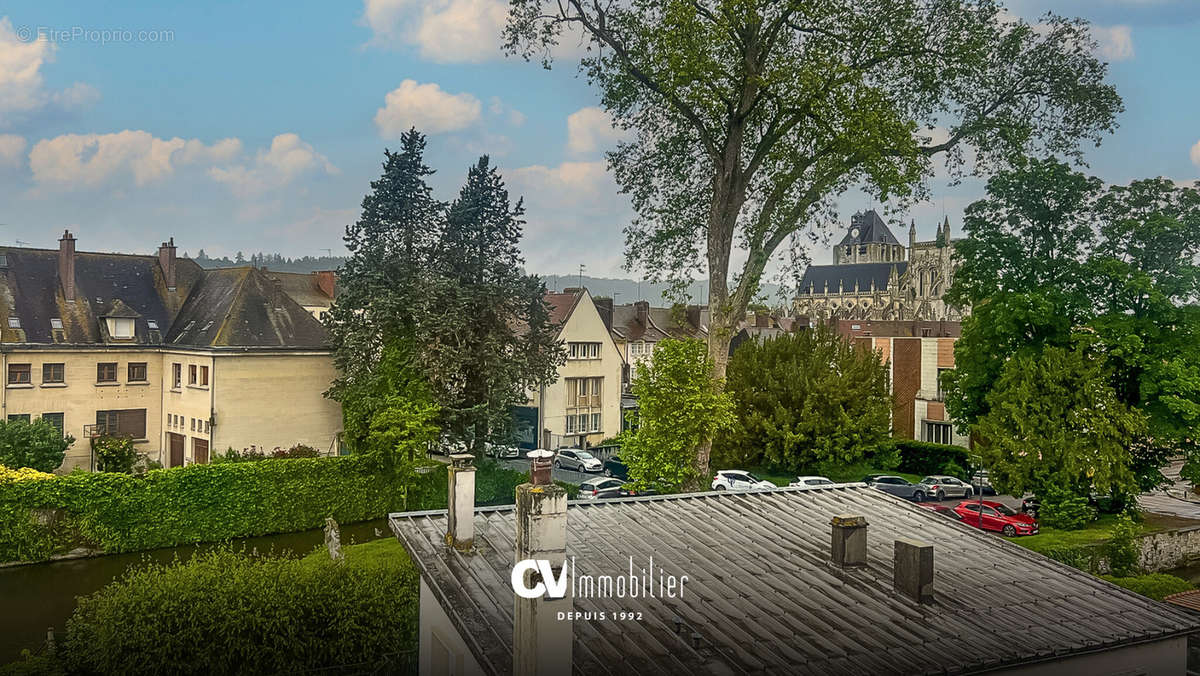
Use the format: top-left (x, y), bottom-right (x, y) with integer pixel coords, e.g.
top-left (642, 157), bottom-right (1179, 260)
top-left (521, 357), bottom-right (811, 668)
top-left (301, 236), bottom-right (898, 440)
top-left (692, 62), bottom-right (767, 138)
top-left (392, 484), bottom-right (1199, 676)
top-left (797, 262), bottom-right (907, 295)
top-left (838, 210), bottom-right (902, 247)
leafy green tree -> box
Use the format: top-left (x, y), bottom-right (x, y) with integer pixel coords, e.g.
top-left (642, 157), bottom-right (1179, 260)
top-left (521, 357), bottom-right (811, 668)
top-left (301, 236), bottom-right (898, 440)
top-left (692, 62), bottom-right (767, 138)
top-left (0, 418), bottom-right (73, 472)
top-left (718, 326), bottom-right (890, 473)
top-left (505, 0), bottom-right (1122, 479)
top-left (975, 346), bottom-right (1140, 511)
top-left (421, 157), bottom-right (563, 453)
top-left (338, 343), bottom-right (440, 472)
top-left (93, 437), bottom-right (139, 474)
top-left (622, 338), bottom-right (733, 491)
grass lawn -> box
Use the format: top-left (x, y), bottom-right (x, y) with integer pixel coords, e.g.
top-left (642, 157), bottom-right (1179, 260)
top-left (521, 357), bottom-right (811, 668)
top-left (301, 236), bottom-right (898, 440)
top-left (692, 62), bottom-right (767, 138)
top-left (1016, 512), bottom-right (1200, 556)
top-left (298, 535), bottom-right (413, 572)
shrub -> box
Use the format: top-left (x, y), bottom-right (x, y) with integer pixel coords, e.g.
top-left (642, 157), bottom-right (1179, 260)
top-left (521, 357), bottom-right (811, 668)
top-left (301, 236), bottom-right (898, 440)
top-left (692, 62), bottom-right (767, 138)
top-left (894, 440), bottom-right (971, 477)
top-left (62, 548), bottom-right (418, 675)
top-left (272, 444), bottom-right (320, 458)
top-left (1099, 573), bottom-right (1193, 601)
top-left (92, 437), bottom-right (139, 474)
top-left (0, 419), bottom-right (74, 473)
top-left (1107, 514), bottom-right (1141, 576)
top-left (1039, 489), bottom-right (1098, 530)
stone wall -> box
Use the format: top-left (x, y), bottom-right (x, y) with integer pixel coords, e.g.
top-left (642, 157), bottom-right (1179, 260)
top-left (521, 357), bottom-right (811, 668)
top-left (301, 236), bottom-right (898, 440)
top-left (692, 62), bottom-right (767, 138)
top-left (1139, 526), bottom-right (1200, 572)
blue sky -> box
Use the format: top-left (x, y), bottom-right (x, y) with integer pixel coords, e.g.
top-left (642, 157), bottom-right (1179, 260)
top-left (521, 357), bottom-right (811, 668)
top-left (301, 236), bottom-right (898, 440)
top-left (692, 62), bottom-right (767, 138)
top-left (0, 0), bottom-right (1197, 278)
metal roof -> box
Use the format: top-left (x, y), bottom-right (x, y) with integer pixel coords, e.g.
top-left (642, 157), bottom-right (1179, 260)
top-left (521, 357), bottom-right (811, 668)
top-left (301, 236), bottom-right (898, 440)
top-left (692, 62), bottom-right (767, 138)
top-left (391, 484), bottom-right (1199, 676)
top-left (837, 210), bottom-right (902, 246)
top-left (797, 262), bottom-right (906, 295)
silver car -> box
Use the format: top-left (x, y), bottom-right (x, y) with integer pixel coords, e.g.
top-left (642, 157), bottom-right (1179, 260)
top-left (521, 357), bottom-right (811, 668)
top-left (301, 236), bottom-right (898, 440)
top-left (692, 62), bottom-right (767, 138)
top-left (919, 475), bottom-right (974, 501)
top-left (867, 475), bottom-right (926, 501)
top-left (554, 448), bottom-right (603, 472)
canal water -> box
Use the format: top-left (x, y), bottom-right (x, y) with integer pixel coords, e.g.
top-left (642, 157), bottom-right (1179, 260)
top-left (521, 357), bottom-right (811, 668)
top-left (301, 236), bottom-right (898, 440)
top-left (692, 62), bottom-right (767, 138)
top-left (0, 519), bottom-right (391, 664)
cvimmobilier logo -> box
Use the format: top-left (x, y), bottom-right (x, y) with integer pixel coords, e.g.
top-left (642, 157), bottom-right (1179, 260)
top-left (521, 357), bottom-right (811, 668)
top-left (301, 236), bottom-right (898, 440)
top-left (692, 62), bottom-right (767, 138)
top-left (511, 556), bottom-right (689, 601)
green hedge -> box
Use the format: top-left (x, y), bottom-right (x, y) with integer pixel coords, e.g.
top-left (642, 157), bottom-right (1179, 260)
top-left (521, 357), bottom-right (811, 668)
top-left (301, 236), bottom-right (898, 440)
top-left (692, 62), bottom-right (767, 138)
top-left (1099, 573), bottom-right (1193, 601)
top-left (0, 456), bottom-right (549, 563)
top-left (894, 439), bottom-right (971, 477)
top-left (61, 545), bottom-right (419, 675)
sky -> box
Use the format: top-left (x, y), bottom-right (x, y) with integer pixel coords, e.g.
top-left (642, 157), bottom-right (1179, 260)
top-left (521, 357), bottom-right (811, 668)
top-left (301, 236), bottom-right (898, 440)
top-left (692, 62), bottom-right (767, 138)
top-left (0, 0), bottom-right (1198, 280)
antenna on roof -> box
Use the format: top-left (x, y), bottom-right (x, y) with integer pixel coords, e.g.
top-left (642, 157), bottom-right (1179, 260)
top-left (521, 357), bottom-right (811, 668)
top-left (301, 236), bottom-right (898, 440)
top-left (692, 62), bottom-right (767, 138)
top-left (578, 264), bottom-right (586, 291)
top-left (14, 239), bottom-right (29, 246)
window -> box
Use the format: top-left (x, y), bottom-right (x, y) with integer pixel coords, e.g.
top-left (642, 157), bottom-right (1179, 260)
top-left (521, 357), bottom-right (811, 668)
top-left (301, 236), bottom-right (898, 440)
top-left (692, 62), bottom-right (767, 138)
top-left (565, 415), bottom-right (576, 434)
top-left (7, 316), bottom-right (20, 329)
top-left (50, 318), bottom-right (63, 330)
top-left (566, 377), bottom-right (602, 407)
top-left (199, 365), bottom-right (209, 386)
top-left (106, 317), bottom-right (135, 339)
top-left (924, 421), bottom-right (954, 445)
top-left (935, 368), bottom-right (950, 401)
top-left (42, 363), bottom-right (64, 384)
top-left (189, 364), bottom-right (197, 385)
top-left (41, 413), bottom-right (64, 436)
top-left (567, 342), bottom-right (601, 360)
top-left (146, 320), bottom-right (159, 330)
top-left (128, 362), bottom-right (148, 382)
top-left (7, 363), bottom-right (31, 385)
top-left (95, 409), bottom-right (147, 439)
top-left (172, 363), bottom-right (182, 389)
top-left (590, 412), bottom-right (601, 432)
top-left (190, 418), bottom-right (196, 431)
top-left (97, 362), bottom-right (118, 383)
top-left (7, 414), bottom-right (30, 423)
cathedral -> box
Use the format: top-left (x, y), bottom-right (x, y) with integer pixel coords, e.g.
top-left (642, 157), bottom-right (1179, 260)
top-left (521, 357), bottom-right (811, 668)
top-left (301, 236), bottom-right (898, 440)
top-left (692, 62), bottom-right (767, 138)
top-left (792, 210), bottom-right (964, 322)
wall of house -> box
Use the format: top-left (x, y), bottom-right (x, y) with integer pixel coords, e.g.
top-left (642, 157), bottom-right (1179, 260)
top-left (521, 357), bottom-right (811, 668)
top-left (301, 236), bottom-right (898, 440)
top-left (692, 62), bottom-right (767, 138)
top-left (210, 351), bottom-right (342, 457)
top-left (419, 579), bottom-right (488, 676)
top-left (1, 348), bottom-right (164, 471)
top-left (160, 351), bottom-right (216, 466)
top-left (541, 293), bottom-right (623, 448)
top-left (866, 337), bottom-right (968, 447)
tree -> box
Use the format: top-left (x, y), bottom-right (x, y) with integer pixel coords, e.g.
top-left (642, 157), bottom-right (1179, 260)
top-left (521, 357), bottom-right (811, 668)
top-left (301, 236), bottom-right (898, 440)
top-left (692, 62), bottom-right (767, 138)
top-left (718, 326), bottom-right (890, 473)
top-left (421, 156), bottom-right (563, 453)
top-left (0, 418), bottom-right (73, 472)
top-left (93, 436), bottom-right (139, 474)
top-left (622, 338), bottom-right (733, 491)
top-left (505, 0), bottom-right (1121, 477)
top-left (975, 346), bottom-right (1140, 512)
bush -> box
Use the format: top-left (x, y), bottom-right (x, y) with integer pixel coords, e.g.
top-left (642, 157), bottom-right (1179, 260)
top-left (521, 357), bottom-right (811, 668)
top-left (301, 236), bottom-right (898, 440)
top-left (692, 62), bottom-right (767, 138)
top-left (1039, 490), bottom-right (1098, 530)
top-left (894, 440), bottom-right (971, 477)
top-left (1107, 514), bottom-right (1140, 576)
top-left (1099, 573), bottom-right (1193, 601)
top-left (272, 444), bottom-right (320, 459)
top-left (92, 437), bottom-right (139, 474)
top-left (62, 547), bottom-right (418, 675)
top-left (0, 419), bottom-right (74, 473)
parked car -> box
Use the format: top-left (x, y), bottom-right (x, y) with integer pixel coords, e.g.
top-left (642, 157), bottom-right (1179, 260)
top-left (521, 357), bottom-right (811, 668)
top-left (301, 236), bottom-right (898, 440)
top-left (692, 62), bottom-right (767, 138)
top-left (554, 448), bottom-right (603, 473)
top-left (485, 443), bottom-right (521, 459)
top-left (953, 500), bottom-right (1038, 536)
top-left (789, 475), bottom-right (835, 488)
top-left (597, 483), bottom-right (660, 499)
top-left (971, 470), bottom-right (996, 496)
top-left (579, 477), bottom-right (626, 499)
top-left (603, 455), bottom-right (628, 480)
top-left (868, 476), bottom-right (926, 501)
top-left (1021, 496), bottom-right (1040, 518)
top-left (711, 470), bottom-right (776, 491)
top-left (919, 475), bottom-right (974, 501)
top-left (914, 502), bottom-right (963, 520)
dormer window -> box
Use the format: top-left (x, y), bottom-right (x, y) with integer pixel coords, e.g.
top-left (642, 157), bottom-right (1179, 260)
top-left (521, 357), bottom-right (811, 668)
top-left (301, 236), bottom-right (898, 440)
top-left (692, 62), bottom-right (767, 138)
top-left (147, 320), bottom-right (159, 330)
top-left (50, 318), bottom-right (63, 330)
top-left (7, 317), bottom-right (20, 329)
top-left (107, 317), bottom-right (135, 339)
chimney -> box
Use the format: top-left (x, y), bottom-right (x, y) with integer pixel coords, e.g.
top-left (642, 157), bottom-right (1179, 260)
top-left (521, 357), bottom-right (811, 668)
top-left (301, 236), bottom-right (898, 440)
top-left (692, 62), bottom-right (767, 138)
top-left (686, 305), bottom-right (700, 331)
top-left (445, 454), bottom-right (476, 551)
top-left (635, 300), bottom-right (649, 326)
top-left (594, 297), bottom-right (613, 331)
top-left (158, 237), bottom-right (177, 291)
top-left (830, 514), bottom-right (868, 568)
top-left (755, 312), bottom-right (769, 328)
top-left (563, 287), bottom-right (582, 295)
top-left (893, 538), bottom-right (934, 603)
top-left (514, 451), bottom-right (572, 676)
top-left (58, 230), bottom-right (76, 302)
top-left (315, 270), bottom-right (336, 299)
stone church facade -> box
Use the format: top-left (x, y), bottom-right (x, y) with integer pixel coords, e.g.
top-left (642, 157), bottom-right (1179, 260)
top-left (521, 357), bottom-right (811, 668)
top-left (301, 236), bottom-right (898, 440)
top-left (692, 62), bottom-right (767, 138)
top-left (793, 210), bottom-right (964, 322)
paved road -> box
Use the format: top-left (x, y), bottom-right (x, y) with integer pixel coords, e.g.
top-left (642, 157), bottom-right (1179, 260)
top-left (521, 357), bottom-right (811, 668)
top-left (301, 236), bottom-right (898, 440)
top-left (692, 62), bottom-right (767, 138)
top-left (497, 458), bottom-right (601, 485)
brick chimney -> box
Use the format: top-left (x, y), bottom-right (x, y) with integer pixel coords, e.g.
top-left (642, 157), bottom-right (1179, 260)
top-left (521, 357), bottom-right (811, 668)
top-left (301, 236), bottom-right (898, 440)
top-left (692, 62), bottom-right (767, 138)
top-left (58, 230), bottom-right (76, 302)
top-left (893, 538), bottom-right (934, 603)
top-left (514, 450), bottom-right (572, 675)
top-left (830, 514), bottom-right (868, 568)
top-left (314, 270), bottom-right (336, 299)
top-left (445, 454), bottom-right (476, 551)
top-left (593, 297), bottom-right (613, 331)
top-left (755, 312), bottom-right (769, 328)
top-left (158, 237), bottom-right (177, 291)
top-left (635, 300), bottom-right (649, 326)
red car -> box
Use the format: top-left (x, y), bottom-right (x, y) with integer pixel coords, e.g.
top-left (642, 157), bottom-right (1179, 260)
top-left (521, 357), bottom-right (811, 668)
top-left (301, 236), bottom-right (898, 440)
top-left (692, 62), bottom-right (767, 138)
top-left (953, 500), bottom-right (1039, 536)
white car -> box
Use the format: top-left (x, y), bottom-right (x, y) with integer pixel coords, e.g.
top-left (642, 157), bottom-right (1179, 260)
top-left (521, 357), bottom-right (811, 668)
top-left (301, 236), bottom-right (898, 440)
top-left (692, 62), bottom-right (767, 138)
top-left (711, 470), bottom-right (776, 492)
top-left (554, 448), bottom-right (603, 473)
top-left (484, 443), bottom-right (520, 459)
top-left (578, 477), bottom-right (625, 499)
top-left (789, 475), bottom-right (835, 488)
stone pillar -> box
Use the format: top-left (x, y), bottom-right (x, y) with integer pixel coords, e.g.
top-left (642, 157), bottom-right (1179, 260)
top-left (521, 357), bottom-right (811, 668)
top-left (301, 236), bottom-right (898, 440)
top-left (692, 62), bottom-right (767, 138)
top-left (445, 454), bottom-right (475, 551)
top-left (513, 482), bottom-right (572, 676)
top-left (831, 514), bottom-right (868, 568)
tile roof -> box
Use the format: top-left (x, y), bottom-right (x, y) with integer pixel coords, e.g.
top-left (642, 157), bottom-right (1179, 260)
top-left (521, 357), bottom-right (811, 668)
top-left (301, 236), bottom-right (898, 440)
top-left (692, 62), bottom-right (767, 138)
top-left (264, 270), bottom-right (335, 308)
top-left (608, 303), bottom-right (695, 342)
top-left (391, 484), bottom-right (1199, 676)
top-left (166, 267), bottom-right (327, 348)
top-left (797, 262), bottom-right (906, 295)
top-left (545, 291), bottom-right (582, 328)
top-left (1165, 589), bottom-right (1200, 614)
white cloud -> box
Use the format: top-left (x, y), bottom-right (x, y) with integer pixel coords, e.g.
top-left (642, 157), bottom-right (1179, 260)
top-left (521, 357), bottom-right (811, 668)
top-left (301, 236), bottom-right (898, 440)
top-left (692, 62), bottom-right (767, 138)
top-left (0, 133), bottom-right (24, 167)
top-left (567, 107), bottom-right (631, 155)
top-left (1190, 139), bottom-right (1200, 168)
top-left (1092, 25), bottom-right (1134, 61)
top-left (208, 133), bottom-right (338, 199)
top-left (0, 17), bottom-right (97, 126)
top-left (374, 79), bottom-right (482, 137)
top-left (489, 96), bottom-right (525, 127)
top-left (362, 0), bottom-right (508, 63)
top-left (29, 131), bottom-right (243, 187)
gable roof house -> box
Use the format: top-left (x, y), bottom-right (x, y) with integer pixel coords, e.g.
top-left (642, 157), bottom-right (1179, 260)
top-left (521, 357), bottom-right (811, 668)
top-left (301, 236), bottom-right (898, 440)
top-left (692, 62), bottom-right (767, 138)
top-left (394, 460), bottom-right (1199, 676)
top-left (0, 232), bottom-right (342, 471)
